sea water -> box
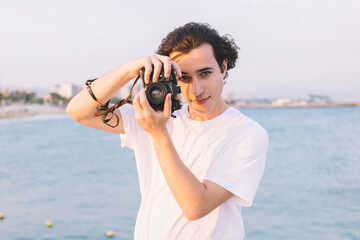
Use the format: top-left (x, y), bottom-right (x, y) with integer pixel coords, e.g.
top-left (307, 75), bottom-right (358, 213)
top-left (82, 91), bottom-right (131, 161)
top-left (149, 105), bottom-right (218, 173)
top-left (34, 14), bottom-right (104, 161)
top-left (0, 107), bottom-right (359, 240)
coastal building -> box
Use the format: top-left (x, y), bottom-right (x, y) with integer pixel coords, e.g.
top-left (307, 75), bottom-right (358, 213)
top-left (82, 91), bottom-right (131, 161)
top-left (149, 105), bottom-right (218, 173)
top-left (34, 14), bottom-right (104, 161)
top-left (308, 94), bottom-right (332, 104)
top-left (58, 83), bottom-right (79, 99)
top-left (272, 97), bottom-right (292, 107)
top-left (51, 83), bottom-right (81, 99)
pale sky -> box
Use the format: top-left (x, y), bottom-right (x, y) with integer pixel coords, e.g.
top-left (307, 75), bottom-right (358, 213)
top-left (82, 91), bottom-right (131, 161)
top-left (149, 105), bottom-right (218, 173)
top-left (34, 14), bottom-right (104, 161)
top-left (0, 0), bottom-right (359, 101)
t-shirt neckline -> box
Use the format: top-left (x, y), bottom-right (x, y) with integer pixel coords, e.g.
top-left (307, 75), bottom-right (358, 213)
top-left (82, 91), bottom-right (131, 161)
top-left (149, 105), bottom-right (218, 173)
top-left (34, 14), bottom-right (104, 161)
top-left (183, 104), bottom-right (232, 128)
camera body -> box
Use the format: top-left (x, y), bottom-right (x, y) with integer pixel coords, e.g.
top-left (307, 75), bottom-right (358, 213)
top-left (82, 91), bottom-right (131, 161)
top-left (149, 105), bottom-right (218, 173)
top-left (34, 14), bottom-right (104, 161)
top-left (140, 66), bottom-right (182, 115)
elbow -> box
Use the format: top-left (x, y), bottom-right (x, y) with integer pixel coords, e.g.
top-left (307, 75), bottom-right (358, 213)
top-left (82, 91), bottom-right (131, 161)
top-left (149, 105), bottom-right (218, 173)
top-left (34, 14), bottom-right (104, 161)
top-left (184, 213), bottom-right (201, 221)
top-left (181, 193), bottom-right (215, 221)
top-left (66, 104), bottom-right (75, 119)
top-left (183, 206), bottom-right (208, 221)
top-left (66, 103), bottom-right (82, 123)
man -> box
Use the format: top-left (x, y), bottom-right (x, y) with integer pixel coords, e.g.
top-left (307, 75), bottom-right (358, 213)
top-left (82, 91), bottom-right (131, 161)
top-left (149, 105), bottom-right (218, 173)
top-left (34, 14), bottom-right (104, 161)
top-left (67, 22), bottom-right (268, 239)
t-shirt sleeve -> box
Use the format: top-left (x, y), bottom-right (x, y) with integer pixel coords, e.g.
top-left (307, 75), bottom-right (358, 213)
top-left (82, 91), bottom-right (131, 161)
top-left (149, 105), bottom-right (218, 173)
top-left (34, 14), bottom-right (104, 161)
top-left (204, 124), bottom-right (269, 207)
top-left (118, 104), bottom-right (138, 149)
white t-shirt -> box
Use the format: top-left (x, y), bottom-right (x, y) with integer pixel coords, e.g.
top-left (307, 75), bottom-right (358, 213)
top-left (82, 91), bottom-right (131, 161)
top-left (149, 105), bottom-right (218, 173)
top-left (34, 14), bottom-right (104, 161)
top-left (119, 104), bottom-right (268, 240)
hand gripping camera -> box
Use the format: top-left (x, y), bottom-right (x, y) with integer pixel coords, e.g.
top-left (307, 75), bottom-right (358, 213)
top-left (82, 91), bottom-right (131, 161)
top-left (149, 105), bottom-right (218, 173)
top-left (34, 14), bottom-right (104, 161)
top-left (140, 66), bottom-right (182, 116)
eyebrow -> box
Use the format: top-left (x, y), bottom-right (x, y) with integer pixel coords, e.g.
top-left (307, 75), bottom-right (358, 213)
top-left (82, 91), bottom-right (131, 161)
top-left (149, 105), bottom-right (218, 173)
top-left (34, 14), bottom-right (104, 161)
top-left (182, 67), bottom-right (214, 75)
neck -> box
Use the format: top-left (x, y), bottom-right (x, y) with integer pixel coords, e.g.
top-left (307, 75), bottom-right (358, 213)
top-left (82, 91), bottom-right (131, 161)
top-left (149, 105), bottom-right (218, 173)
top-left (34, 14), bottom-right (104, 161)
top-left (188, 98), bottom-right (229, 121)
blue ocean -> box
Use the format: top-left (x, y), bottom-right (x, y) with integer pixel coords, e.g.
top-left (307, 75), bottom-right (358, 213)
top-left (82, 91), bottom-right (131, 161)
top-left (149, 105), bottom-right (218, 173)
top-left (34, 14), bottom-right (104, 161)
top-left (1, 107), bottom-right (359, 240)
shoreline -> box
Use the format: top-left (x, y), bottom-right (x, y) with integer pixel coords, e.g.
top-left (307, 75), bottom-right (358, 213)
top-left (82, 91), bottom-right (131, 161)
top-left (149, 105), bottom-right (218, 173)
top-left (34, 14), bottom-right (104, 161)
top-left (0, 103), bottom-right (359, 120)
top-left (234, 102), bottom-right (360, 109)
top-left (0, 104), bottom-right (66, 119)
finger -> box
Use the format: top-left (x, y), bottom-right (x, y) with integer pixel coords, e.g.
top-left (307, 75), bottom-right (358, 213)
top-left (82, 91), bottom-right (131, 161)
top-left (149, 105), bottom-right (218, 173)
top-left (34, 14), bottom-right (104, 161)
top-left (163, 93), bottom-right (172, 118)
top-left (138, 89), bottom-right (153, 115)
top-left (171, 61), bottom-right (182, 78)
top-left (133, 92), bottom-right (143, 113)
top-left (143, 58), bottom-right (153, 84)
top-left (151, 55), bottom-right (163, 82)
top-left (158, 55), bottom-right (171, 78)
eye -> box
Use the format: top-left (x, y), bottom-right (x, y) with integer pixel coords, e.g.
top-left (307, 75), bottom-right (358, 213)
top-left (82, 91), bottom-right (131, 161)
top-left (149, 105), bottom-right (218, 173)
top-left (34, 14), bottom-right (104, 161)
top-left (200, 71), bottom-right (211, 76)
top-left (179, 75), bottom-right (191, 83)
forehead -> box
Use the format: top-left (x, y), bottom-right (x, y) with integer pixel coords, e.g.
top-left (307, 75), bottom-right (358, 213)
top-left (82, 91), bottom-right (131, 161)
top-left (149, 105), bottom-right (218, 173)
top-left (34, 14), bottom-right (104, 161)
top-left (170, 43), bottom-right (218, 72)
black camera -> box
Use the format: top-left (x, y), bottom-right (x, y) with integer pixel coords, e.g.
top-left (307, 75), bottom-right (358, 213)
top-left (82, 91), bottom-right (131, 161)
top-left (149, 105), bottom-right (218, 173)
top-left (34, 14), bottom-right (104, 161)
top-left (140, 66), bottom-right (182, 115)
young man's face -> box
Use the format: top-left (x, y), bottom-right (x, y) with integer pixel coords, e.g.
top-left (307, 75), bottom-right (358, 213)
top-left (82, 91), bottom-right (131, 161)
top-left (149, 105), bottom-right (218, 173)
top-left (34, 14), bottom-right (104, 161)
top-left (170, 43), bottom-right (228, 121)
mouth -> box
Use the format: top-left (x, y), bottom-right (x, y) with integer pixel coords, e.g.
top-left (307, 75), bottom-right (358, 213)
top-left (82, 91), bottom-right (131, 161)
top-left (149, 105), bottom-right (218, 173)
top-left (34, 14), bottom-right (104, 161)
top-left (192, 96), bottom-right (210, 105)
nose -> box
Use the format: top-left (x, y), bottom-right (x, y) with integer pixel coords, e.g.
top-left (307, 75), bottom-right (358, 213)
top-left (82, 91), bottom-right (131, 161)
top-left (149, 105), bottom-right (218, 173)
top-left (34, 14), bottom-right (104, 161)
top-left (191, 77), bottom-right (204, 96)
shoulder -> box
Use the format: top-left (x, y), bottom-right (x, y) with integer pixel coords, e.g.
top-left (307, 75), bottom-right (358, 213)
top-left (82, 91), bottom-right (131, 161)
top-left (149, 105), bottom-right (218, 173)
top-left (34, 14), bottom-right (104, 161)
top-left (225, 107), bottom-right (267, 133)
top-left (222, 108), bottom-right (268, 145)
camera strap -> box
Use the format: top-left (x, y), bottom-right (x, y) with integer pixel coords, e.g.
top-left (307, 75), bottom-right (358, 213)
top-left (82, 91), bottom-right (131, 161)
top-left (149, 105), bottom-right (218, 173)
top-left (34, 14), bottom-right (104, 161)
top-left (86, 74), bottom-right (141, 128)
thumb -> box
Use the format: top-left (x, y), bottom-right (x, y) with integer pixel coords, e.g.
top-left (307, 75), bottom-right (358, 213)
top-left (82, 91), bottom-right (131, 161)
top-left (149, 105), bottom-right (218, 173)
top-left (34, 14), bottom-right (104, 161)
top-left (163, 94), bottom-right (172, 118)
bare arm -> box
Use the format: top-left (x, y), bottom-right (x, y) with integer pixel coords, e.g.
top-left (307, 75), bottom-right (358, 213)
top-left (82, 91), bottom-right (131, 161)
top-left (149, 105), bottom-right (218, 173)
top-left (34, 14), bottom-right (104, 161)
top-left (66, 64), bottom-right (132, 134)
top-left (133, 89), bottom-right (234, 221)
top-left (152, 130), bottom-right (234, 220)
top-left (66, 55), bottom-right (181, 134)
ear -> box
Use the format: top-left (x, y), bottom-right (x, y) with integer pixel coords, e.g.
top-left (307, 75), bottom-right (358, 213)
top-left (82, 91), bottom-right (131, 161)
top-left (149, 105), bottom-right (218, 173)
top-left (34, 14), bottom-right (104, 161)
top-left (221, 59), bottom-right (228, 78)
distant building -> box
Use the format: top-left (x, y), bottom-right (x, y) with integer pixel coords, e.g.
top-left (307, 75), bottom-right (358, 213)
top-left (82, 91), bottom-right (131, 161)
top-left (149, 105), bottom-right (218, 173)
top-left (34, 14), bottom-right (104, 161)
top-left (52, 83), bottom-right (81, 99)
top-left (272, 97), bottom-right (292, 106)
top-left (308, 94), bottom-right (332, 104)
top-left (58, 83), bottom-right (78, 99)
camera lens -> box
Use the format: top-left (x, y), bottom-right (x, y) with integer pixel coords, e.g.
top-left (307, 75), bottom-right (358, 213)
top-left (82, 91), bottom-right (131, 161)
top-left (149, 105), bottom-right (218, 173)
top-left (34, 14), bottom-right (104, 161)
top-left (151, 89), bottom-right (162, 99)
top-left (146, 82), bottom-right (167, 106)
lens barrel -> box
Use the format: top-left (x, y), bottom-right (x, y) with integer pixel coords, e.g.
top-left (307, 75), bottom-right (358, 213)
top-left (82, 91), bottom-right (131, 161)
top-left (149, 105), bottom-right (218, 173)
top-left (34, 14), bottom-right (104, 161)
top-left (140, 65), bottom-right (182, 115)
top-left (145, 82), bottom-right (167, 109)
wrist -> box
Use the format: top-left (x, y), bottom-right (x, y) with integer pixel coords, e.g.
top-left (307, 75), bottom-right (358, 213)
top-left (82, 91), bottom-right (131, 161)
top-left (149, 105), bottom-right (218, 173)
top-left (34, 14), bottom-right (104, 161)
top-left (150, 127), bottom-right (169, 142)
top-left (113, 65), bottom-right (135, 83)
top-left (120, 59), bottom-right (144, 80)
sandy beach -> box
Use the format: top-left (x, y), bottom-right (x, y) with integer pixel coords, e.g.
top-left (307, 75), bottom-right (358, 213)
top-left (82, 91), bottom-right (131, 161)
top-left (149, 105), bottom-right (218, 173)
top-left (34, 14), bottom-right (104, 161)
top-left (0, 104), bottom-right (66, 119)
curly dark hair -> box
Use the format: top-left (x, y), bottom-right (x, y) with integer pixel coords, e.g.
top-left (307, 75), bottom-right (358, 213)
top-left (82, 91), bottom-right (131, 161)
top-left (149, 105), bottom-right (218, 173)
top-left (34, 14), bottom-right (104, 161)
top-left (157, 22), bottom-right (239, 79)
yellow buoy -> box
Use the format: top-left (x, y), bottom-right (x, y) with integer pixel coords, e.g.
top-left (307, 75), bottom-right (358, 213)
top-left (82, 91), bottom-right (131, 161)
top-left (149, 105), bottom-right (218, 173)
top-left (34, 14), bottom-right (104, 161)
top-left (45, 221), bottom-right (53, 227)
top-left (0, 213), bottom-right (4, 219)
top-left (106, 231), bottom-right (115, 238)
